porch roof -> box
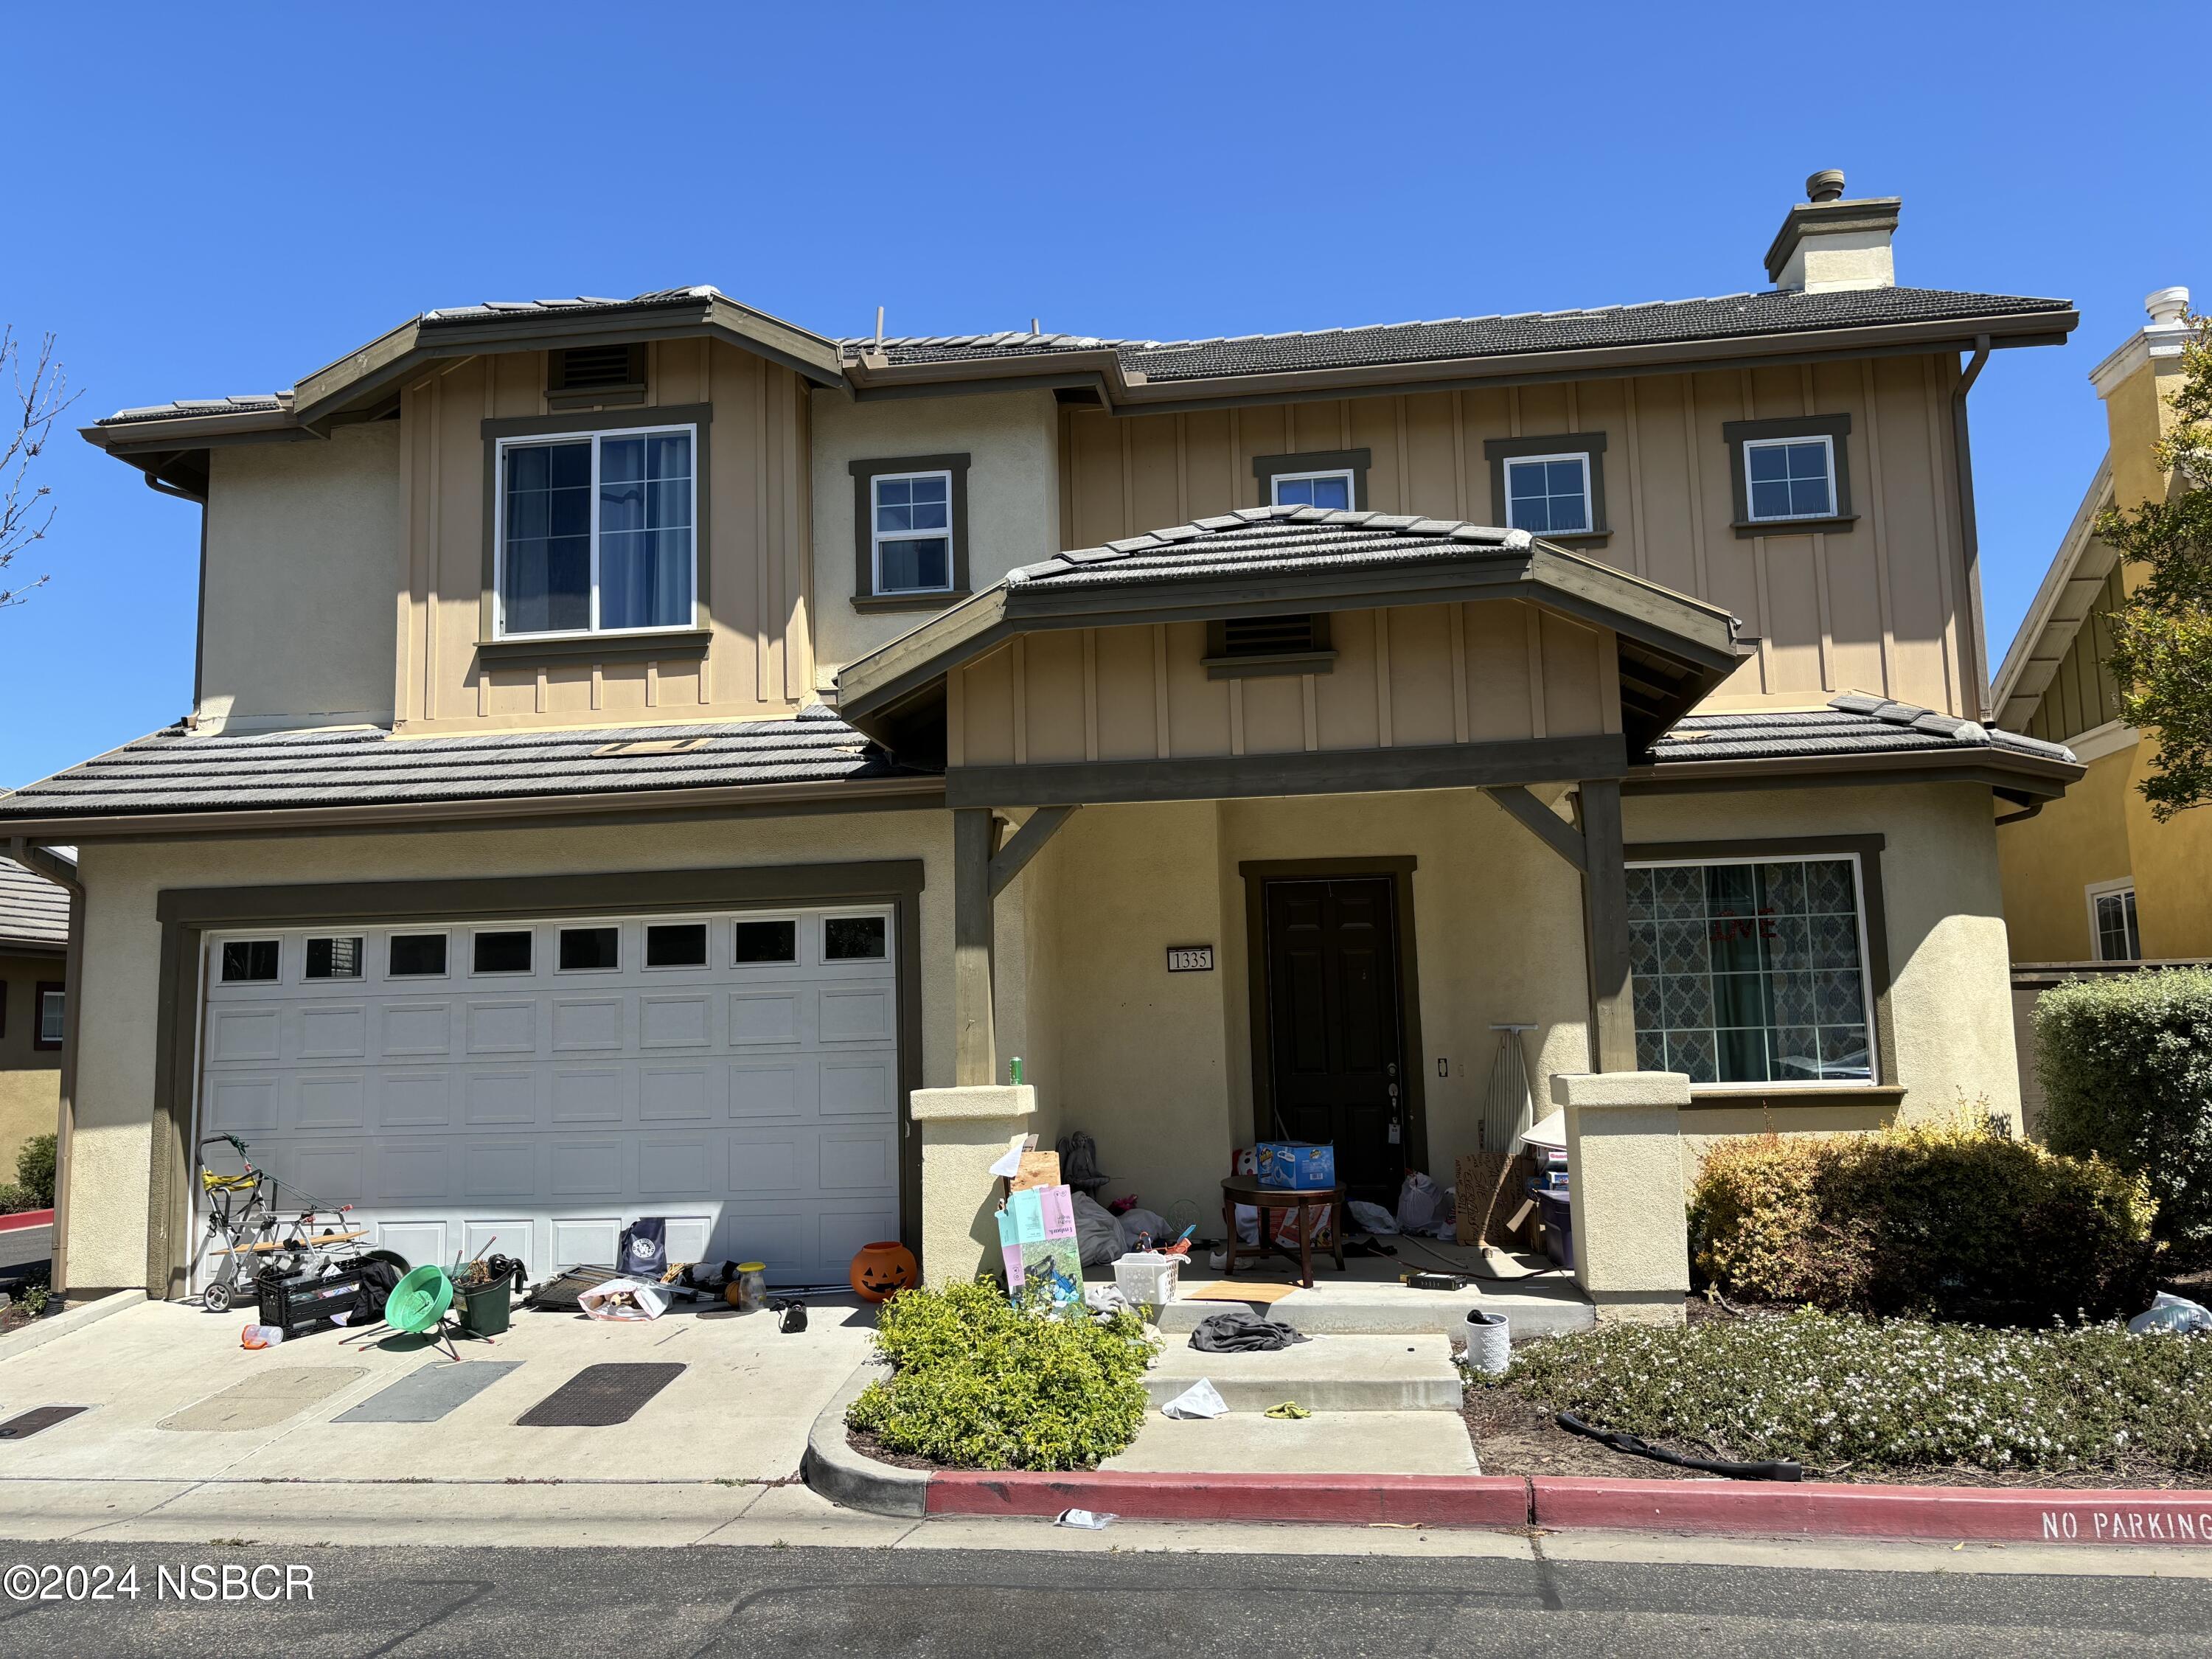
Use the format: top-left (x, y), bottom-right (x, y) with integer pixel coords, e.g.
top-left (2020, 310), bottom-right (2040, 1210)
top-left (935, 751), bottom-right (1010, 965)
top-left (838, 506), bottom-right (1747, 759)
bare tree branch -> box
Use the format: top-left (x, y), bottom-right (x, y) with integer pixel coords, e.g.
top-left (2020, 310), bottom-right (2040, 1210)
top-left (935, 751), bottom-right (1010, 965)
top-left (0, 327), bottom-right (81, 609)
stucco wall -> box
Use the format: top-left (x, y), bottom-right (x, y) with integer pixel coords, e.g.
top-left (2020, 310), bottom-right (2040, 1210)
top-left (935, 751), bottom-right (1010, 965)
top-left (0, 950), bottom-right (61, 1176)
top-left (62, 807), bottom-right (1043, 1294)
top-left (1997, 742), bottom-right (2138, 962)
top-left (201, 422), bottom-right (403, 732)
top-left (808, 388), bottom-right (1060, 684)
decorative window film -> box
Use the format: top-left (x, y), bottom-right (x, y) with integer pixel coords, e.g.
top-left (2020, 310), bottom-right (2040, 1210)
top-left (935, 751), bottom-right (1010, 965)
top-left (1627, 857), bottom-right (1875, 1085)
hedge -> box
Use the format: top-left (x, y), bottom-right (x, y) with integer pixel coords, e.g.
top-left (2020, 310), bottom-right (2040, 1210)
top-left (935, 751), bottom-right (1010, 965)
top-left (1688, 1110), bottom-right (2157, 1325)
top-left (2037, 966), bottom-right (2212, 1265)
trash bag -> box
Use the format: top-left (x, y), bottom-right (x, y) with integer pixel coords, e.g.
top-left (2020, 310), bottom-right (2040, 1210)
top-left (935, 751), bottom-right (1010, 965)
top-left (1349, 1199), bottom-right (1399, 1236)
top-left (1116, 1206), bottom-right (1172, 1248)
top-left (1071, 1191), bottom-right (1130, 1267)
top-left (577, 1277), bottom-right (670, 1321)
top-left (1397, 1172), bottom-right (1450, 1237)
top-left (617, 1217), bottom-right (667, 1279)
top-left (2129, 1292), bottom-right (2212, 1335)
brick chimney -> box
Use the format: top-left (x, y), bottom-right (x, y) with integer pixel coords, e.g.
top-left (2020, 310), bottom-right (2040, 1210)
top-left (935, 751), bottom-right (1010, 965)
top-left (1764, 169), bottom-right (1901, 293)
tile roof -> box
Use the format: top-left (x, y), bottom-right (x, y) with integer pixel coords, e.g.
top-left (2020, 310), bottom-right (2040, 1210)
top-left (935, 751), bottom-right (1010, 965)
top-left (0, 857), bottom-right (68, 948)
top-left (1647, 693), bottom-right (2078, 768)
top-left (0, 708), bottom-right (925, 822)
top-left (1006, 504), bottom-right (1536, 591)
top-left (846, 287), bottom-right (2073, 382)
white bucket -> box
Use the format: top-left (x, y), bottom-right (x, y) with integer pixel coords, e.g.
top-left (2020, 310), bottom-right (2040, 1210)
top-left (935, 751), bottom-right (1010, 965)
top-left (1113, 1251), bottom-right (1180, 1308)
top-left (1463, 1307), bottom-right (1510, 1376)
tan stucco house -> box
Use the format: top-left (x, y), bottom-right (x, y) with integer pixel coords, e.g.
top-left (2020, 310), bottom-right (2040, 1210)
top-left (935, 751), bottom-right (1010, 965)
top-left (1, 170), bottom-right (2085, 1317)
top-left (0, 853), bottom-right (70, 1175)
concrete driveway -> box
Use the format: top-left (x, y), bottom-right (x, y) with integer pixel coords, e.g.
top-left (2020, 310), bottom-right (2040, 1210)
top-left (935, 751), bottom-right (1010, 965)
top-left (0, 1290), bottom-right (877, 1543)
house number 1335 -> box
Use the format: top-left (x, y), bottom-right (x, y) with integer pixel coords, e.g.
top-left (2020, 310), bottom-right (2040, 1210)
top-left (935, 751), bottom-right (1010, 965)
top-left (1166, 946), bottom-right (1214, 973)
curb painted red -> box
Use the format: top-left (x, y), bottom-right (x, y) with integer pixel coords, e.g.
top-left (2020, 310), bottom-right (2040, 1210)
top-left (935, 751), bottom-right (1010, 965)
top-left (0, 1209), bottom-right (52, 1235)
top-left (927, 1470), bottom-right (1531, 1528)
top-left (1532, 1476), bottom-right (2212, 1545)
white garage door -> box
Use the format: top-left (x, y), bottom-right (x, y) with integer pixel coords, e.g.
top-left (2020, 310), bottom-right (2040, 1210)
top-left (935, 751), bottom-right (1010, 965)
top-left (192, 905), bottom-right (902, 1290)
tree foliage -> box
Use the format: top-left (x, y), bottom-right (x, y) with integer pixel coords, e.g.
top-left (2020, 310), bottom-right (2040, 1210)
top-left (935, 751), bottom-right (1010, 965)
top-left (2097, 313), bottom-right (2212, 818)
top-left (0, 327), bottom-right (75, 611)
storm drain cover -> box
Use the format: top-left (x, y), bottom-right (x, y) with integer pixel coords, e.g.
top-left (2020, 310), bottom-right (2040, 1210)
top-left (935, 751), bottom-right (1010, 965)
top-left (335, 1360), bottom-right (523, 1424)
top-left (0, 1406), bottom-right (87, 1440)
top-left (515, 1363), bottom-right (684, 1427)
top-left (159, 1368), bottom-right (367, 1433)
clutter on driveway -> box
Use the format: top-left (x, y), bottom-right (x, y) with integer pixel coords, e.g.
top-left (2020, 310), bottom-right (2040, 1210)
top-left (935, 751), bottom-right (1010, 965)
top-left (1188, 1309), bottom-right (1308, 1352)
top-left (577, 1277), bottom-right (670, 1321)
top-left (1160, 1379), bottom-right (1229, 1419)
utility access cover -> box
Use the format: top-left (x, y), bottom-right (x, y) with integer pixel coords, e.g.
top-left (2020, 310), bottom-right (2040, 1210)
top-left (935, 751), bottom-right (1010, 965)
top-left (515, 1363), bottom-right (685, 1427)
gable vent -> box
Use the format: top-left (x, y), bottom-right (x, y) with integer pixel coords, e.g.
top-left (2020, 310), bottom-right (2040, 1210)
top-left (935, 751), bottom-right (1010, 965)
top-left (549, 344), bottom-right (645, 393)
top-left (1201, 613), bottom-right (1337, 680)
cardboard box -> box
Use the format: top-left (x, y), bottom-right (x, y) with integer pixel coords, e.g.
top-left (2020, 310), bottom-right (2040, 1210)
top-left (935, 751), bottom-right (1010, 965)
top-left (997, 1183), bottom-right (1083, 1312)
top-left (1253, 1141), bottom-right (1335, 1190)
top-left (1009, 1150), bottom-right (1062, 1192)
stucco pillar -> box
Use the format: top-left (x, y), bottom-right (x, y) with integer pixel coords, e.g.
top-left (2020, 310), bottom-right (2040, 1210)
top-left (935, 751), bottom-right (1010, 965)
top-left (908, 1084), bottom-right (1035, 1287)
top-left (1554, 1070), bottom-right (1691, 1324)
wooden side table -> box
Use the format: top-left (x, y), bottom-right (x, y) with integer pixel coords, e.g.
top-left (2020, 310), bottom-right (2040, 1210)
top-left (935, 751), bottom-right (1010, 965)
top-left (1220, 1175), bottom-right (1347, 1289)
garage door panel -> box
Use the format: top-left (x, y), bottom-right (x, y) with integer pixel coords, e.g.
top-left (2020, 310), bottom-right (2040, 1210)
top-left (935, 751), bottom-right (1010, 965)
top-left (549, 1138), bottom-right (627, 1199)
top-left (378, 1220), bottom-right (450, 1271)
top-left (819, 1130), bottom-right (895, 1192)
top-left (297, 1072), bottom-right (369, 1131)
top-left (640, 993), bottom-right (713, 1049)
top-left (465, 1218), bottom-right (527, 1265)
top-left (377, 1071), bottom-right (453, 1130)
top-left (462, 1140), bottom-right (540, 1201)
top-left (298, 1003), bottom-right (371, 1061)
top-left (276, 1139), bottom-right (368, 1206)
top-left (209, 1005), bottom-right (282, 1063)
top-left (206, 1074), bottom-right (281, 1133)
top-left (465, 999), bottom-right (538, 1056)
top-left (819, 986), bottom-right (894, 1045)
top-left (551, 996), bottom-right (625, 1053)
top-left (820, 1055), bottom-right (895, 1118)
top-left (728, 990), bottom-right (804, 1046)
top-left (728, 1135), bottom-right (801, 1194)
top-left (462, 1069), bottom-right (539, 1127)
top-left (818, 1208), bottom-right (901, 1276)
top-left (639, 1065), bottom-right (721, 1122)
top-left (729, 1058), bottom-right (813, 1121)
top-left (552, 1217), bottom-right (621, 1272)
top-left (551, 1067), bottom-right (627, 1124)
top-left (379, 1141), bottom-right (453, 1203)
top-left (380, 1002), bottom-right (453, 1059)
top-left (714, 1207), bottom-right (815, 1278)
top-left (639, 1135), bottom-right (723, 1198)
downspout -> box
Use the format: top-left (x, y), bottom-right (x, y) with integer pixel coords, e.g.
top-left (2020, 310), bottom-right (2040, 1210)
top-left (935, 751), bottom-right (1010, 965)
top-left (1952, 336), bottom-right (1994, 722)
top-left (8, 838), bottom-right (83, 1293)
top-left (1994, 800), bottom-right (2044, 827)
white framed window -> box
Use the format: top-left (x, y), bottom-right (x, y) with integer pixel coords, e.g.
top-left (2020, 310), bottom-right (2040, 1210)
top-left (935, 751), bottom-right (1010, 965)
top-left (871, 470), bottom-right (955, 595)
top-left (1627, 854), bottom-right (1879, 1086)
top-left (495, 423), bottom-right (696, 638)
top-left (37, 987), bottom-right (64, 1048)
top-left (2087, 880), bottom-right (2140, 962)
top-left (1269, 470), bottom-right (1355, 511)
top-left (1503, 453), bottom-right (1593, 536)
top-left (1742, 434), bottom-right (1837, 524)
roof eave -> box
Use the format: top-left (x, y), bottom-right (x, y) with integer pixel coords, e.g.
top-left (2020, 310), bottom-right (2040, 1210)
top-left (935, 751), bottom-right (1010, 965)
top-left (1627, 745), bottom-right (2084, 799)
top-left (1990, 459), bottom-right (2119, 723)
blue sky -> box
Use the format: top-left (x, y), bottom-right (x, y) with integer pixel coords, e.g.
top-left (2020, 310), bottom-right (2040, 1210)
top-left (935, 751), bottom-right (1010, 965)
top-left (3, 4), bottom-right (2203, 788)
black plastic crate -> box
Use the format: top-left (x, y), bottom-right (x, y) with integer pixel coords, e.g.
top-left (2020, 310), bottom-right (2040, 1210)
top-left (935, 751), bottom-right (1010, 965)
top-left (255, 1266), bottom-right (367, 1339)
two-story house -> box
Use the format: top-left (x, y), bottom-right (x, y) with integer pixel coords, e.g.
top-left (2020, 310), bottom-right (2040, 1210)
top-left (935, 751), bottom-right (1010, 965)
top-left (5, 170), bottom-right (2081, 1315)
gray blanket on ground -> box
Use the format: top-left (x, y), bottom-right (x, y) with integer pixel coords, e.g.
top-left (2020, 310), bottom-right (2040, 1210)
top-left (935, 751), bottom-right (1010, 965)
top-left (1187, 1309), bottom-right (1310, 1352)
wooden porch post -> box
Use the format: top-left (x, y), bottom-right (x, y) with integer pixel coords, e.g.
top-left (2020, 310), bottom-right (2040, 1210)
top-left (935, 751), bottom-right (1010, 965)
top-left (953, 807), bottom-right (997, 1085)
top-left (1579, 778), bottom-right (1638, 1072)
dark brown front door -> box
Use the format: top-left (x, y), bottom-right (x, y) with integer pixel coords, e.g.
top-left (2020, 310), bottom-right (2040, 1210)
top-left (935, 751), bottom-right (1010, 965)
top-left (1260, 876), bottom-right (1408, 1200)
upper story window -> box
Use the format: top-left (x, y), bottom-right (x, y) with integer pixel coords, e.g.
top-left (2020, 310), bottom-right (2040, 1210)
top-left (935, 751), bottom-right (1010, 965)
top-left (2089, 881), bottom-right (2140, 962)
top-left (496, 425), bottom-right (695, 637)
top-left (1270, 470), bottom-right (1354, 510)
top-left (1722, 414), bottom-right (1854, 535)
top-left (872, 470), bottom-right (955, 595)
top-left (1503, 454), bottom-right (1593, 536)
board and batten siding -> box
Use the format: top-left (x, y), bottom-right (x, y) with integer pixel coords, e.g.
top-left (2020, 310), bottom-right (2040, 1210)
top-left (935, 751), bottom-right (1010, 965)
top-left (1057, 355), bottom-right (1972, 719)
top-left (2023, 561), bottom-right (2127, 747)
top-left (950, 601), bottom-right (1618, 769)
top-left (395, 338), bottom-right (813, 734)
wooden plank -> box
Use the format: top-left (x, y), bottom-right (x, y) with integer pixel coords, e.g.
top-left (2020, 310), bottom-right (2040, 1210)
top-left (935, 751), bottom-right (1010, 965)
top-left (988, 804), bottom-right (1079, 899)
top-left (1483, 785), bottom-right (1587, 873)
top-left (1579, 778), bottom-right (1637, 1072)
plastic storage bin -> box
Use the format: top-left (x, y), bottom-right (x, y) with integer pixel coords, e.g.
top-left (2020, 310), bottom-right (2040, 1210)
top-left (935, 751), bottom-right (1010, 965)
top-left (1532, 1186), bottom-right (1574, 1269)
top-left (1113, 1251), bottom-right (1181, 1308)
top-left (452, 1275), bottom-right (511, 1338)
top-left (254, 1266), bottom-right (366, 1339)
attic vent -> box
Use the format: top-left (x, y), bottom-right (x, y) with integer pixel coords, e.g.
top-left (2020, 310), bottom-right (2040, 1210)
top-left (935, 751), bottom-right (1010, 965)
top-left (1201, 613), bottom-right (1336, 680)
top-left (549, 344), bottom-right (645, 394)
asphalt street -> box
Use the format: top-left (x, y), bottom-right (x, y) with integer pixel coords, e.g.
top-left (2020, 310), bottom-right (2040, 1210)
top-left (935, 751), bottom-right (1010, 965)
top-left (0, 1540), bottom-right (2206, 1657)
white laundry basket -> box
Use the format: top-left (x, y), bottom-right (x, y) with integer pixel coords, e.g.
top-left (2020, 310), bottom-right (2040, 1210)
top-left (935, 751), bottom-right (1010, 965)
top-left (1463, 1307), bottom-right (1511, 1376)
top-left (1113, 1251), bottom-right (1181, 1309)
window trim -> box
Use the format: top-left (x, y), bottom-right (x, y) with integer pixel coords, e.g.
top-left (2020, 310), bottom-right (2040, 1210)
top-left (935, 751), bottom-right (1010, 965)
top-left (387, 931), bottom-right (452, 980)
top-left (219, 939), bottom-right (283, 985)
top-left (1484, 433), bottom-right (1610, 542)
top-left (731, 915), bottom-right (801, 967)
top-left (33, 981), bottom-right (64, 1051)
top-left (1251, 449), bottom-right (1370, 511)
top-left (2086, 878), bottom-right (2140, 962)
top-left (1624, 833), bottom-right (1892, 1099)
top-left (1266, 467), bottom-right (1357, 510)
top-left (469, 928), bottom-right (536, 978)
top-left (849, 453), bottom-right (971, 611)
top-left (869, 467), bottom-right (959, 600)
top-left (643, 920), bottom-right (713, 972)
top-left (477, 403), bottom-right (713, 657)
top-left (556, 924), bottom-right (623, 975)
top-left (1722, 414), bottom-right (1855, 536)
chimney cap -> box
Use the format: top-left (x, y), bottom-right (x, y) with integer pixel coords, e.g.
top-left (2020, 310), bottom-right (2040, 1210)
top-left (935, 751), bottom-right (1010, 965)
top-left (2146, 286), bottom-right (2191, 326)
top-left (1806, 169), bottom-right (1848, 204)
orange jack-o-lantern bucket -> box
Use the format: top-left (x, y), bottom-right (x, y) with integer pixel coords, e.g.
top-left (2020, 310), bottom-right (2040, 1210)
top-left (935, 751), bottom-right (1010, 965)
top-left (849, 1240), bottom-right (919, 1302)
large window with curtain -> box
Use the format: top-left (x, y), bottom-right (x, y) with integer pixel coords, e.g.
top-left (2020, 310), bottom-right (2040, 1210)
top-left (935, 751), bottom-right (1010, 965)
top-left (495, 424), bottom-right (695, 636)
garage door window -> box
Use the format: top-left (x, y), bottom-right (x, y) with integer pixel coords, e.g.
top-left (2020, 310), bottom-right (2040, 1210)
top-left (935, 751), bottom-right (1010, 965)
top-left (305, 936), bottom-right (364, 980)
top-left (473, 931), bottom-right (534, 975)
top-left (644, 922), bottom-right (709, 968)
top-left (824, 916), bottom-right (888, 961)
top-left (558, 926), bottom-right (620, 972)
top-left (389, 933), bottom-right (448, 977)
top-left (220, 940), bottom-right (280, 983)
top-left (733, 919), bottom-right (797, 964)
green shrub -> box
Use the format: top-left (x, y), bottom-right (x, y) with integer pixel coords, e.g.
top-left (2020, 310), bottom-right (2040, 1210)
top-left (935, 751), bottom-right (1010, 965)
top-left (13, 1135), bottom-right (55, 1209)
top-left (1499, 1310), bottom-right (2212, 1473)
top-left (1688, 1110), bottom-right (2157, 1325)
top-left (846, 1279), bottom-right (1152, 1471)
top-left (2037, 967), bottom-right (2212, 1265)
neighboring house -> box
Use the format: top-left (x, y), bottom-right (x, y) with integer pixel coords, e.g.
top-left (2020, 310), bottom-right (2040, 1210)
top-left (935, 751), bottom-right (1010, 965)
top-left (1994, 285), bottom-right (2212, 965)
top-left (1, 168), bottom-right (2084, 1310)
top-left (0, 854), bottom-right (70, 1177)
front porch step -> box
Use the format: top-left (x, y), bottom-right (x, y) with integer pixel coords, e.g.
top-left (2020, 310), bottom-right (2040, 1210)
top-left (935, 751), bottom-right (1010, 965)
top-left (1103, 1408), bottom-right (1481, 1475)
top-left (1142, 1332), bottom-right (1462, 1413)
top-left (1157, 1279), bottom-right (1594, 1340)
